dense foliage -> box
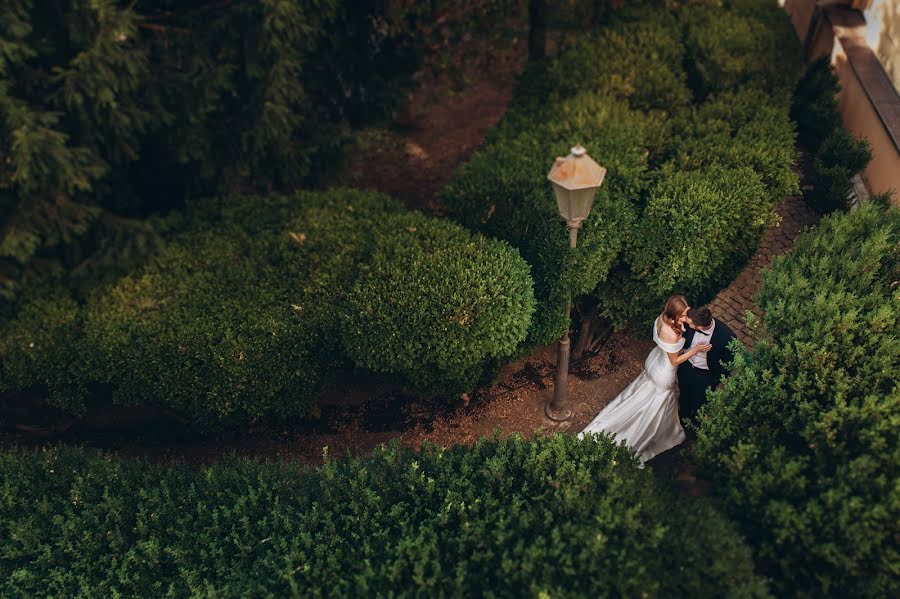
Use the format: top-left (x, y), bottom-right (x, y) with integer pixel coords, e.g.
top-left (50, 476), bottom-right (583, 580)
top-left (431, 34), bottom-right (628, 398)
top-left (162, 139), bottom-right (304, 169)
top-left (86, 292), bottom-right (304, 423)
top-left (806, 127), bottom-right (872, 213)
top-left (691, 201), bottom-right (900, 597)
top-left (443, 0), bottom-right (802, 342)
top-left (341, 214), bottom-right (535, 394)
top-left (0, 0), bottom-right (530, 301)
top-left (0, 190), bottom-right (534, 428)
top-left (790, 57), bottom-right (873, 212)
top-left (0, 436), bottom-right (769, 597)
top-left (790, 58), bottom-right (843, 153)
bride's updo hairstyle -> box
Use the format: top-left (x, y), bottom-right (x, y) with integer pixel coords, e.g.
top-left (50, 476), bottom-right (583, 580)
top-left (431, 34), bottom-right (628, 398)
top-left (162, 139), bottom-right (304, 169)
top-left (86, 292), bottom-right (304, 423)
top-left (662, 294), bottom-right (689, 336)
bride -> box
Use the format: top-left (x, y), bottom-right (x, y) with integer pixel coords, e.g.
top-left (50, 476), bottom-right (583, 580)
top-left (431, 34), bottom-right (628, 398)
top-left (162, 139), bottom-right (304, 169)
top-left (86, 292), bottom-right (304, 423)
top-left (578, 294), bottom-right (711, 466)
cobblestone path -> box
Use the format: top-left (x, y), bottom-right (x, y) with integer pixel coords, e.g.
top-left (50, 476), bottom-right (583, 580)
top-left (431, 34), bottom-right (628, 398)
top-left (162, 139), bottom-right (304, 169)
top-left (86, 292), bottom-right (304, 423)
top-left (708, 196), bottom-right (820, 347)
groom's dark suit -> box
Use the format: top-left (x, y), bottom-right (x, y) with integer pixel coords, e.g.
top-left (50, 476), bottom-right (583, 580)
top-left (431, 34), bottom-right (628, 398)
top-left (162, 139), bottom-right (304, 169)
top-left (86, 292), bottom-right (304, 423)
top-left (677, 318), bottom-right (735, 422)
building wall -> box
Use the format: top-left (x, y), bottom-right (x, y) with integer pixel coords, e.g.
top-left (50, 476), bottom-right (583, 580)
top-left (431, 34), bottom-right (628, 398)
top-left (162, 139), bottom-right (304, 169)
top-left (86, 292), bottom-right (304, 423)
top-left (784, 0), bottom-right (900, 203)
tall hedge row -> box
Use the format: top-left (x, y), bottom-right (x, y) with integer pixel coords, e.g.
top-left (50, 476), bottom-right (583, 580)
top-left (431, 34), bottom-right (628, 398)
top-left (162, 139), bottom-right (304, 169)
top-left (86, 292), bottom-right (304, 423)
top-left (0, 435), bottom-right (769, 597)
top-left (691, 201), bottom-right (899, 597)
top-left (442, 0), bottom-right (802, 343)
top-left (0, 190), bottom-right (535, 428)
top-left (790, 57), bottom-right (873, 213)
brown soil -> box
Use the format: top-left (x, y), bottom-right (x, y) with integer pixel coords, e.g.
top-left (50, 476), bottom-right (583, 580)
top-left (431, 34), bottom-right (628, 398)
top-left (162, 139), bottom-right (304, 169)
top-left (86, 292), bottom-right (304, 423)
top-left (331, 41), bottom-right (526, 215)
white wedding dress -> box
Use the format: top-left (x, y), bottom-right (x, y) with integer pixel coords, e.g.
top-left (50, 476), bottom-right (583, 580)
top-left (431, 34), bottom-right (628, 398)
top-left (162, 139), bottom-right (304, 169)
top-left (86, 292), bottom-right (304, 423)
top-left (579, 317), bottom-right (686, 465)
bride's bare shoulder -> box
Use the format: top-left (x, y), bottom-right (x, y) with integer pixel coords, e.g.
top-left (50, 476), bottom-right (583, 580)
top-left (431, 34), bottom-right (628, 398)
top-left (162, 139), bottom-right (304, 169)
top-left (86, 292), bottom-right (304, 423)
top-left (656, 316), bottom-right (680, 343)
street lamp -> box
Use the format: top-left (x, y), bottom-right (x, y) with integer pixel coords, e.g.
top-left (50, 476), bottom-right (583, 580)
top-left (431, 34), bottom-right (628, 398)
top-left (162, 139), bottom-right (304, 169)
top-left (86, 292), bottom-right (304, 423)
top-left (544, 144), bottom-right (607, 422)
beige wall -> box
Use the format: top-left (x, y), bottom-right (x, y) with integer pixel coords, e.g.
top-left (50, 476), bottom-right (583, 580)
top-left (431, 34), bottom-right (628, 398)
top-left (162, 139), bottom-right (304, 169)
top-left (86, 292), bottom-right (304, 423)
top-left (834, 49), bottom-right (900, 199)
top-left (785, 0), bottom-right (900, 204)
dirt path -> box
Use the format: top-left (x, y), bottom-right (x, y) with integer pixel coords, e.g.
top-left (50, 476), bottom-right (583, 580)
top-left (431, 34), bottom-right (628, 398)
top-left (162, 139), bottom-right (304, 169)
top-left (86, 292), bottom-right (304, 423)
top-left (333, 46), bottom-right (524, 215)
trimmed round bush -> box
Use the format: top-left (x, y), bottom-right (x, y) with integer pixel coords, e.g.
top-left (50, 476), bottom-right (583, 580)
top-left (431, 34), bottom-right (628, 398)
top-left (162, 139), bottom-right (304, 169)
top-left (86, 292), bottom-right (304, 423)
top-left (77, 189), bottom-right (408, 428)
top-left (667, 88), bottom-right (799, 203)
top-left (495, 11), bottom-right (689, 142)
top-left (0, 435), bottom-right (769, 597)
top-left (340, 213), bottom-right (535, 393)
top-left (444, 92), bottom-right (651, 343)
top-left (606, 165), bottom-right (773, 325)
top-left (682, 4), bottom-right (801, 102)
top-left (691, 202), bottom-right (900, 597)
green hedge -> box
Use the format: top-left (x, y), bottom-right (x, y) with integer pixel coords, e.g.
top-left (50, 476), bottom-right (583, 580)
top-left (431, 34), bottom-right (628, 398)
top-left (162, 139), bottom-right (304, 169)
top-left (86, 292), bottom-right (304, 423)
top-left (682, 3), bottom-right (798, 102)
top-left (443, 92), bottom-right (652, 343)
top-left (444, 1), bottom-right (801, 341)
top-left (691, 201), bottom-right (900, 597)
top-left (790, 57), bottom-right (843, 153)
top-left (0, 436), bottom-right (769, 597)
top-left (341, 214), bottom-right (535, 394)
top-left (1, 190), bottom-right (535, 428)
top-left (0, 291), bottom-right (90, 414)
top-left (790, 57), bottom-right (874, 213)
top-left (610, 166), bottom-right (771, 325)
top-left (807, 128), bottom-right (873, 213)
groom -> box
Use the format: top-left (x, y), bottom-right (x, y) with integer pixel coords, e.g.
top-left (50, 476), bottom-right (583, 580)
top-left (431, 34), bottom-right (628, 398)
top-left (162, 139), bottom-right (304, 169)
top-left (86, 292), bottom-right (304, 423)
top-left (678, 305), bottom-right (735, 425)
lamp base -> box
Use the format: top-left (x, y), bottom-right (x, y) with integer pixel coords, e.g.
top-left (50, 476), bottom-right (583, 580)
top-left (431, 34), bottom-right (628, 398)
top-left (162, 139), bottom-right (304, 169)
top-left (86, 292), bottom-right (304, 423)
top-left (544, 402), bottom-right (572, 422)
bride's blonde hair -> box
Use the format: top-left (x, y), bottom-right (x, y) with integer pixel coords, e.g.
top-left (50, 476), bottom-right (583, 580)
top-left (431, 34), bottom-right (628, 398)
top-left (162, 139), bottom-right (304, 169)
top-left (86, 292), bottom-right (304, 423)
top-left (662, 294), bottom-right (689, 336)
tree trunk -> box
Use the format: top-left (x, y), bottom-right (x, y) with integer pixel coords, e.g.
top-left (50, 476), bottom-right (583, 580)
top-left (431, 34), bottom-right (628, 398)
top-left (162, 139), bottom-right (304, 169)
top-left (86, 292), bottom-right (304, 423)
top-left (528, 0), bottom-right (547, 61)
top-left (573, 302), bottom-right (600, 358)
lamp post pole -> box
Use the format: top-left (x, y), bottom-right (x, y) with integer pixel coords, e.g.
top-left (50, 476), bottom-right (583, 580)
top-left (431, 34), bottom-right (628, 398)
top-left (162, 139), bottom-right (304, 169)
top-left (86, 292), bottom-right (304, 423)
top-left (545, 222), bottom-right (579, 421)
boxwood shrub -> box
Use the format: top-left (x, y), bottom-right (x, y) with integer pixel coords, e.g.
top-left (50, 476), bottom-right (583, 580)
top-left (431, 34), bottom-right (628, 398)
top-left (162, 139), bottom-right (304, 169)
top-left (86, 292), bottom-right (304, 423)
top-left (806, 128), bottom-right (873, 213)
top-left (444, 0), bottom-right (801, 340)
top-left (443, 92), bottom-right (653, 343)
top-left (1, 190), bottom-right (536, 428)
top-left (609, 166), bottom-right (772, 325)
top-left (0, 290), bottom-right (90, 414)
top-left (0, 435), bottom-right (769, 597)
top-left (789, 56), bottom-right (873, 213)
top-left (690, 201), bottom-right (899, 597)
top-left (341, 213), bottom-right (535, 394)
top-left (682, 2), bottom-right (800, 103)
top-left (790, 57), bottom-right (843, 153)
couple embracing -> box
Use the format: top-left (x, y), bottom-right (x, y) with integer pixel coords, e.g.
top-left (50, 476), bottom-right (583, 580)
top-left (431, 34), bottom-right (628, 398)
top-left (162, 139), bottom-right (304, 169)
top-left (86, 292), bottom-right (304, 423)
top-left (579, 295), bottom-right (734, 466)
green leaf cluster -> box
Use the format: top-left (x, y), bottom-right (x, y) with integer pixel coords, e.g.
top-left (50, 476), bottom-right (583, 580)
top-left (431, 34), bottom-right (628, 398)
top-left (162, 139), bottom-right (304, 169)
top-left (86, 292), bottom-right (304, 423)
top-left (0, 0), bottom-right (434, 300)
top-left (691, 202), bottom-right (900, 597)
top-left (0, 436), bottom-right (769, 597)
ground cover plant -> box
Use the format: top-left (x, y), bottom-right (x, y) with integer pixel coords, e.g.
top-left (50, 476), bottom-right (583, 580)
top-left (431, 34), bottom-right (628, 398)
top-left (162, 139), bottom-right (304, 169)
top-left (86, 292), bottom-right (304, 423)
top-left (0, 190), bottom-right (535, 429)
top-left (0, 435), bottom-right (769, 597)
top-left (691, 201), bottom-right (900, 597)
top-left (442, 0), bottom-right (803, 343)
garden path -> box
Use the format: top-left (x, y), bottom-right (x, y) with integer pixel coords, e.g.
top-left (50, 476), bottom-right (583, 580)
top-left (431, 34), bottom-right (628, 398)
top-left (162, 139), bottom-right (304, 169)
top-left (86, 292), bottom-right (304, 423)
top-left (708, 196), bottom-right (820, 347)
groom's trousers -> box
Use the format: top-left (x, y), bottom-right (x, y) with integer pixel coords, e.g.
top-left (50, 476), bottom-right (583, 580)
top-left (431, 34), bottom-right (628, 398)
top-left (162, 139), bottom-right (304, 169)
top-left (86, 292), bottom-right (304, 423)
top-left (677, 363), bottom-right (715, 422)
